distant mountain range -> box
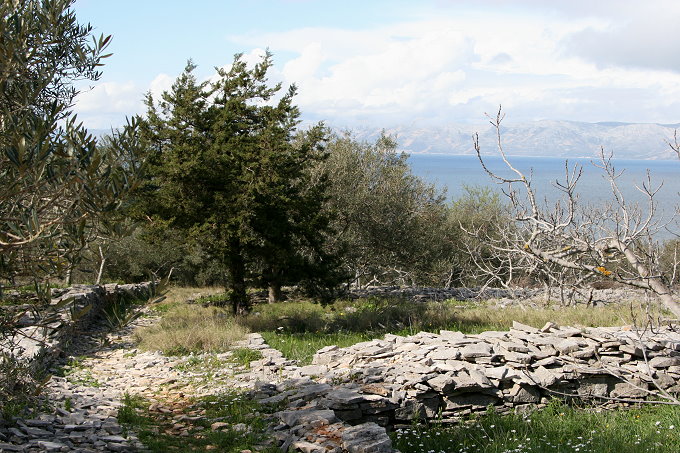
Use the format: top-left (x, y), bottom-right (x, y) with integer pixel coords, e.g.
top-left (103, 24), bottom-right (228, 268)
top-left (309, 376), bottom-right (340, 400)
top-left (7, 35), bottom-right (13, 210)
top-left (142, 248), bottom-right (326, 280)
top-left (345, 120), bottom-right (680, 160)
top-left (91, 120), bottom-right (680, 160)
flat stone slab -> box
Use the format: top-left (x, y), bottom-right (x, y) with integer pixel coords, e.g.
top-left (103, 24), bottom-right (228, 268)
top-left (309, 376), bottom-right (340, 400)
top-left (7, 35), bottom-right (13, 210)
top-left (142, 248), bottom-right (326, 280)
top-left (341, 422), bottom-right (393, 453)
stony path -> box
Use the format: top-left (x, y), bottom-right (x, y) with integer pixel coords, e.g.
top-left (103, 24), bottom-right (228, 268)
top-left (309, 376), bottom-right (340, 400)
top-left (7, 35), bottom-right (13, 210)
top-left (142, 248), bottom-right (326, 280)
top-left (0, 310), bottom-right (259, 452)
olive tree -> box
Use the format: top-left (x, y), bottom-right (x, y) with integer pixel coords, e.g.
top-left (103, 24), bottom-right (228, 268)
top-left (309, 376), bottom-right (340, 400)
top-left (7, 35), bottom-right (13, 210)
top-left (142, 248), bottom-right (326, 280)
top-left (473, 109), bottom-right (680, 317)
top-left (317, 132), bottom-right (450, 287)
top-left (0, 0), bottom-right (144, 297)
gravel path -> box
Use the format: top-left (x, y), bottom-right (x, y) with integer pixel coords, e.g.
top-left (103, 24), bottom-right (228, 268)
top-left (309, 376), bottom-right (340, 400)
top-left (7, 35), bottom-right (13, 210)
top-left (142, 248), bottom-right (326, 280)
top-left (0, 309), bottom-right (256, 452)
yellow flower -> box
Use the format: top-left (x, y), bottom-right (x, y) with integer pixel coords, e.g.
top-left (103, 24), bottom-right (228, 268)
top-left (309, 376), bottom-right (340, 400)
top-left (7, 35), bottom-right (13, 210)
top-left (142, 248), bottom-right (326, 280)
top-left (595, 266), bottom-right (612, 276)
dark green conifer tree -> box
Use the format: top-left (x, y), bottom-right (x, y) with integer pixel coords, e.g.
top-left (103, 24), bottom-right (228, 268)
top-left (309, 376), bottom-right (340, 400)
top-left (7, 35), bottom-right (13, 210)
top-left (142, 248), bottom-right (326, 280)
top-left (140, 53), bottom-right (342, 313)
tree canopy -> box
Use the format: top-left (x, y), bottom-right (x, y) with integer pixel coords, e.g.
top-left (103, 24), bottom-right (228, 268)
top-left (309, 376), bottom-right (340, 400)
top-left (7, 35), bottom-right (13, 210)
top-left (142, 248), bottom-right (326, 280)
top-left (0, 0), bottom-right (142, 297)
top-left (139, 54), bottom-right (342, 313)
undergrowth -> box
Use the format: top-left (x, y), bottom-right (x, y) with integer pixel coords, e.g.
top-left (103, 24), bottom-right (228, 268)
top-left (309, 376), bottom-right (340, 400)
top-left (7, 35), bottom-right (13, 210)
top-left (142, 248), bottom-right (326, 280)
top-left (392, 400), bottom-right (680, 453)
top-left (117, 391), bottom-right (279, 452)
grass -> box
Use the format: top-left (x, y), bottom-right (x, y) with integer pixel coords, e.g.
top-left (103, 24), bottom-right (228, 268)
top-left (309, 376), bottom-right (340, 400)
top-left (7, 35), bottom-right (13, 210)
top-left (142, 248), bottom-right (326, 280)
top-left (117, 391), bottom-right (280, 452)
top-left (230, 348), bottom-right (263, 368)
top-left (148, 286), bottom-right (224, 314)
top-left (241, 296), bottom-right (655, 364)
top-left (262, 331), bottom-right (374, 364)
top-left (242, 296), bottom-right (649, 335)
top-left (392, 400), bottom-right (680, 453)
top-left (134, 303), bottom-right (249, 355)
top-left (139, 287), bottom-right (663, 363)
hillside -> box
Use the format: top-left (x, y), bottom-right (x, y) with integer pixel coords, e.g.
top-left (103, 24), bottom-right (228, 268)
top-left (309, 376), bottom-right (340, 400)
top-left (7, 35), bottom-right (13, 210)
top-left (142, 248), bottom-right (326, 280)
top-left (346, 120), bottom-right (680, 160)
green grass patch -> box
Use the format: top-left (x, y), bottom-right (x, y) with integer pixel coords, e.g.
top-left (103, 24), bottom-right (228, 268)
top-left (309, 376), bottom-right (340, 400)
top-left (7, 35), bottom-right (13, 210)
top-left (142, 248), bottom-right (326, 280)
top-left (241, 297), bottom-right (641, 338)
top-left (392, 400), bottom-right (680, 453)
top-left (134, 304), bottom-right (249, 355)
top-left (117, 391), bottom-right (279, 452)
top-left (139, 288), bottom-right (652, 362)
top-left (261, 331), bottom-right (374, 365)
top-left (242, 297), bottom-right (644, 363)
top-left (230, 348), bottom-right (263, 368)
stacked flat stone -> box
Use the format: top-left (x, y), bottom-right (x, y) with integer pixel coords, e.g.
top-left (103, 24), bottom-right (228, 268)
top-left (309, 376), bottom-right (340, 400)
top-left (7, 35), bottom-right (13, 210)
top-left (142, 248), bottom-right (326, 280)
top-left (246, 322), bottom-right (679, 452)
top-left (2, 283), bottom-right (154, 368)
top-left (299, 321), bottom-right (680, 426)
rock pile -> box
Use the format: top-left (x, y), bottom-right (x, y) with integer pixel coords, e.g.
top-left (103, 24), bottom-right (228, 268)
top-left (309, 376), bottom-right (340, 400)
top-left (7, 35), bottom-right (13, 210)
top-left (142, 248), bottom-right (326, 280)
top-left (3, 283), bottom-right (153, 368)
top-left (243, 322), bottom-right (680, 452)
top-left (301, 321), bottom-right (680, 426)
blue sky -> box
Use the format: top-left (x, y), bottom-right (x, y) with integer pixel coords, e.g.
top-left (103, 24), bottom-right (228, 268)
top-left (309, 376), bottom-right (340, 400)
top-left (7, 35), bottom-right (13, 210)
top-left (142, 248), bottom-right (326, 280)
top-left (72, 0), bottom-right (680, 130)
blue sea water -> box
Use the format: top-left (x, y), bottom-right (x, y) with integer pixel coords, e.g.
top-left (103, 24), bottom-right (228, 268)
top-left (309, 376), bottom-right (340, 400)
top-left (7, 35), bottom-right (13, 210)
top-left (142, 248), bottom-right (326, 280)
top-left (408, 154), bottom-right (680, 233)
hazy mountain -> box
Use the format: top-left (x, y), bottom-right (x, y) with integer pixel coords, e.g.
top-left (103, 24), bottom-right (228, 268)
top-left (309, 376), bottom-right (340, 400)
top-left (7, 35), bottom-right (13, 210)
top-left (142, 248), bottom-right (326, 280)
top-left (345, 120), bottom-right (680, 160)
top-left (87, 121), bottom-right (680, 160)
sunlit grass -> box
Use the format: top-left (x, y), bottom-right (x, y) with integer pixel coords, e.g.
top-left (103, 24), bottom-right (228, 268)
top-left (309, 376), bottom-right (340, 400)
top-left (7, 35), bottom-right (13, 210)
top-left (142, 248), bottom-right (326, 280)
top-left (134, 303), bottom-right (249, 355)
top-left (261, 331), bottom-right (374, 365)
top-left (392, 400), bottom-right (680, 453)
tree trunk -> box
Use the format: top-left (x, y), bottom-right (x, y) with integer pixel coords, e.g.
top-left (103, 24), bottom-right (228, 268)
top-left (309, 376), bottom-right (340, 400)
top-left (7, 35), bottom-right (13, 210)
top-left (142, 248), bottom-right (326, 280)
top-left (227, 240), bottom-right (249, 315)
top-left (268, 282), bottom-right (283, 304)
top-left (95, 245), bottom-right (106, 285)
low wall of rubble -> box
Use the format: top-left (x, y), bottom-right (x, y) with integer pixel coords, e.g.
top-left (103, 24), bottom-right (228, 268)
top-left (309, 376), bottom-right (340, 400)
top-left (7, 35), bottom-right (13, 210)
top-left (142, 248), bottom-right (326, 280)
top-left (245, 321), bottom-right (680, 452)
top-left (347, 285), bottom-right (655, 306)
top-left (2, 282), bottom-right (153, 369)
top-left (303, 321), bottom-right (680, 427)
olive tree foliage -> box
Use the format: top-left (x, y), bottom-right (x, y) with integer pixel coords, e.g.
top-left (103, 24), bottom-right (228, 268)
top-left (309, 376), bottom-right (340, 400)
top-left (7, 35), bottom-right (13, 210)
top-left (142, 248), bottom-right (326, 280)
top-left (0, 0), bottom-right (146, 294)
top-left (317, 133), bottom-right (449, 287)
top-left (0, 0), bottom-right (144, 415)
top-left (472, 109), bottom-right (680, 317)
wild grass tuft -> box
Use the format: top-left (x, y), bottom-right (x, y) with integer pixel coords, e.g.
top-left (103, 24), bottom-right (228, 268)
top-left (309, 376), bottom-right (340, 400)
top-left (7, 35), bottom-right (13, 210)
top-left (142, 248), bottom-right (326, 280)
top-left (230, 348), bottom-right (263, 368)
top-left (392, 399), bottom-right (680, 453)
top-left (134, 304), bottom-right (249, 355)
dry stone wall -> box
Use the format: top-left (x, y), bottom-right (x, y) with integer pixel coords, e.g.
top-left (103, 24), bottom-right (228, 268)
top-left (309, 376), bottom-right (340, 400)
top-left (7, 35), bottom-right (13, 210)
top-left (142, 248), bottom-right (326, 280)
top-left (304, 321), bottom-right (680, 426)
top-left (244, 321), bottom-right (680, 452)
top-left (2, 283), bottom-right (153, 369)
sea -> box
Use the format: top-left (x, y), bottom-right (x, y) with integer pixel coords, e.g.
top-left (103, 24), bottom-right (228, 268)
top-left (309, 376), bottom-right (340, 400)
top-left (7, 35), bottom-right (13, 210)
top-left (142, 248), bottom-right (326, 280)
top-left (407, 154), bottom-right (680, 238)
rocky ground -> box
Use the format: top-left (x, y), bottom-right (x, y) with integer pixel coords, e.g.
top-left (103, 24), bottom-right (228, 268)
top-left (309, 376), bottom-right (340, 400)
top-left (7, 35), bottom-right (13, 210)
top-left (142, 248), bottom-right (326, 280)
top-left (0, 306), bottom-right (392, 452)
top-left (0, 308), bottom-right (257, 452)
top-left (0, 286), bottom-right (678, 452)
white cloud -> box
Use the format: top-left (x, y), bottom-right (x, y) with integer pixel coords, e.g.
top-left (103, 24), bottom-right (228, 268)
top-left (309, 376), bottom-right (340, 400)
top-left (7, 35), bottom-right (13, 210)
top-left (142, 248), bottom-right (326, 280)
top-left (225, 5), bottom-right (680, 126)
top-left (76, 81), bottom-right (139, 113)
top-left (74, 1), bottom-right (680, 129)
top-left (148, 73), bottom-right (174, 102)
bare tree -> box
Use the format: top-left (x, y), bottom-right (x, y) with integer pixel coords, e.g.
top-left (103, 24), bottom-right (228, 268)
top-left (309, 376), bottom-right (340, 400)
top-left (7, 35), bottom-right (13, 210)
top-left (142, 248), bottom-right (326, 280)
top-left (471, 108), bottom-right (680, 318)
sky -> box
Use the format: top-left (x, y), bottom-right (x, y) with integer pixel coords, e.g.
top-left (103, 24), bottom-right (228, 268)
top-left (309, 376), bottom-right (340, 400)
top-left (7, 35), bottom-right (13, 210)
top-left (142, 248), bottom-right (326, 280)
top-left (72, 0), bottom-right (680, 130)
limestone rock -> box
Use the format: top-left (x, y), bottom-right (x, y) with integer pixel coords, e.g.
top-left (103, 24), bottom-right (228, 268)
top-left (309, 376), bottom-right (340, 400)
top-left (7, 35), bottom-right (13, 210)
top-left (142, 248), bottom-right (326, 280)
top-left (341, 422), bottom-right (392, 453)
